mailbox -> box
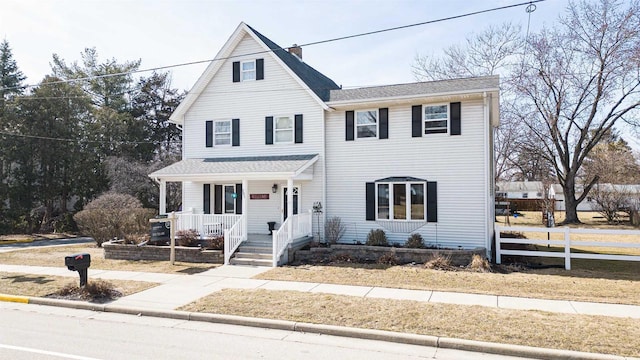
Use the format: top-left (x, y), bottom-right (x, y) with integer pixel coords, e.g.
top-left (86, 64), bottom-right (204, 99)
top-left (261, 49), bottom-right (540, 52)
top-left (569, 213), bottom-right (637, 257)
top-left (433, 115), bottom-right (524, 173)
top-left (65, 253), bottom-right (91, 286)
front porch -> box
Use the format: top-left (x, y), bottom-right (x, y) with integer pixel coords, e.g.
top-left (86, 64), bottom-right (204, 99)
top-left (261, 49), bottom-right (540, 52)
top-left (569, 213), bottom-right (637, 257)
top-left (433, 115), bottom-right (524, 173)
top-left (173, 211), bottom-right (312, 266)
top-left (149, 154), bottom-right (321, 267)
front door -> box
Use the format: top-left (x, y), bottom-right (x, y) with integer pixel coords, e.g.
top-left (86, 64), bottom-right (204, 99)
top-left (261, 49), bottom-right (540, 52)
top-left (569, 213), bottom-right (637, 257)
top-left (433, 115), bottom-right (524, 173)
top-left (283, 186), bottom-right (299, 221)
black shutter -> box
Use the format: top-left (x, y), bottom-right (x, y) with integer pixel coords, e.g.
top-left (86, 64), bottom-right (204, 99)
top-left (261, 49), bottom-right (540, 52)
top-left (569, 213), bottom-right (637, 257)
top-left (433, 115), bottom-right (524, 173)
top-left (294, 114), bottom-right (303, 143)
top-left (256, 59), bottom-right (264, 80)
top-left (450, 102), bottom-right (461, 135)
top-left (203, 184), bottom-right (211, 214)
top-left (379, 108), bottom-right (388, 139)
top-left (345, 111), bottom-right (355, 141)
top-left (427, 181), bottom-right (438, 222)
top-left (235, 183), bottom-right (243, 214)
top-left (265, 116), bottom-right (274, 145)
top-left (412, 105), bottom-right (422, 137)
top-left (232, 118), bottom-right (240, 146)
top-left (366, 182), bottom-right (375, 221)
top-left (205, 121), bottom-right (213, 147)
top-left (232, 61), bottom-right (240, 83)
top-left (214, 185), bottom-right (223, 214)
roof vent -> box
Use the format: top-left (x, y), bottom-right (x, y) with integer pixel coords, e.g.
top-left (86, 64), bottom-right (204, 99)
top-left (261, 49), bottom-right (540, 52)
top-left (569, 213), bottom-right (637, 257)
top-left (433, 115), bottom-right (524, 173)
top-left (288, 44), bottom-right (302, 60)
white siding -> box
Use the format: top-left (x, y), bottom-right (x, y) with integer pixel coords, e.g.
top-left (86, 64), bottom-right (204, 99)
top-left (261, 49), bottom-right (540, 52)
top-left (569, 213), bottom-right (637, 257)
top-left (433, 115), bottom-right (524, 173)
top-left (325, 100), bottom-right (490, 249)
top-left (179, 34), bottom-right (325, 236)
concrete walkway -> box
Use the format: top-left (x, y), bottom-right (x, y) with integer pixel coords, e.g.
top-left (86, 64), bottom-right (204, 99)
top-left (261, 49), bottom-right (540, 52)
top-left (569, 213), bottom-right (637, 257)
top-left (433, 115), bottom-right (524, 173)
top-left (1, 263), bottom-right (640, 319)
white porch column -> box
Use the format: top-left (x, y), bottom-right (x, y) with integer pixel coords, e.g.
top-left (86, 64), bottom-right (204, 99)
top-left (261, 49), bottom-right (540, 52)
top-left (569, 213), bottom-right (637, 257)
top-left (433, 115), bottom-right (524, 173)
top-left (242, 179), bottom-right (248, 240)
top-left (287, 177), bottom-right (293, 239)
top-left (159, 180), bottom-right (167, 214)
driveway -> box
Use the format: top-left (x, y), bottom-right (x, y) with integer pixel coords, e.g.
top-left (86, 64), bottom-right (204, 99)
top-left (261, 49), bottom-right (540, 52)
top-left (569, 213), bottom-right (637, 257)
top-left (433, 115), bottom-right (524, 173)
top-left (0, 237), bottom-right (93, 253)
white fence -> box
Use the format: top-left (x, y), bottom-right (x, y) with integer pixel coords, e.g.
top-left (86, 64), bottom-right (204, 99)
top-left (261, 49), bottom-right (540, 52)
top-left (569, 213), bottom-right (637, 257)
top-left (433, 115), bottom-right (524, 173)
top-left (272, 210), bottom-right (313, 267)
top-left (496, 225), bottom-right (640, 270)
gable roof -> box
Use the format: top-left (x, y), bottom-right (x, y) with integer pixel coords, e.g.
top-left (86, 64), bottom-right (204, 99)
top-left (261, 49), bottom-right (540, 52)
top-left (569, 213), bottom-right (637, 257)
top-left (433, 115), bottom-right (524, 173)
top-left (169, 22), bottom-right (339, 124)
top-left (328, 76), bottom-right (499, 103)
top-left (246, 25), bottom-right (339, 102)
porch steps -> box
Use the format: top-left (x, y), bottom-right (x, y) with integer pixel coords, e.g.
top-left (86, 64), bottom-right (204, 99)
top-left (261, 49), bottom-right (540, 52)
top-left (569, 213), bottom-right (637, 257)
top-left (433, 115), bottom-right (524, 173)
top-left (229, 236), bottom-right (273, 266)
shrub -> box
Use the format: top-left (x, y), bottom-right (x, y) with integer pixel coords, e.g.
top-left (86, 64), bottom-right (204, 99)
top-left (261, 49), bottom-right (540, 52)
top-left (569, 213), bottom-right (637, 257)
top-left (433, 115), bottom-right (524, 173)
top-left (56, 279), bottom-right (122, 302)
top-left (74, 192), bottom-right (156, 247)
top-left (424, 253), bottom-right (454, 270)
top-left (377, 251), bottom-right (399, 265)
top-left (405, 233), bottom-right (425, 248)
top-left (324, 216), bottom-right (346, 244)
top-left (176, 229), bottom-right (200, 247)
top-left (365, 229), bottom-right (388, 246)
top-left (203, 235), bottom-right (224, 250)
top-left (467, 254), bottom-right (492, 273)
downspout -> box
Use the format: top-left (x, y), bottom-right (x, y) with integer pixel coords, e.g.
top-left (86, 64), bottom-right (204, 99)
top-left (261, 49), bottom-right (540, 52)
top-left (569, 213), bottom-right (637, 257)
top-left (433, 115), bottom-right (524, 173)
top-left (483, 92), bottom-right (493, 259)
top-left (321, 108), bottom-right (330, 243)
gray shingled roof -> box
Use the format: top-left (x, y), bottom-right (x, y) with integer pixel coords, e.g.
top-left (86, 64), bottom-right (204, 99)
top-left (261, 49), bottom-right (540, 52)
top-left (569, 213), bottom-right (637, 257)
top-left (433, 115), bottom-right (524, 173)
top-left (246, 25), bottom-right (340, 102)
top-left (329, 75), bottom-right (499, 102)
top-left (149, 154), bottom-right (318, 178)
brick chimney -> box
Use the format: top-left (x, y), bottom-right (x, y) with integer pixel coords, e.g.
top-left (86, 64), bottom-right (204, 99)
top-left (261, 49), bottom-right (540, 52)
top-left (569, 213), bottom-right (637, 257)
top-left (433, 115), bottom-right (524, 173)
top-left (288, 44), bottom-right (302, 60)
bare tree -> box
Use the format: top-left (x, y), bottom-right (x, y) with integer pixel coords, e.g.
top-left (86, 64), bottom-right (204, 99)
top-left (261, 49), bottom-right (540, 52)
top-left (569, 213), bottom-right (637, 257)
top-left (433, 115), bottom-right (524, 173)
top-left (515, 0), bottom-right (640, 224)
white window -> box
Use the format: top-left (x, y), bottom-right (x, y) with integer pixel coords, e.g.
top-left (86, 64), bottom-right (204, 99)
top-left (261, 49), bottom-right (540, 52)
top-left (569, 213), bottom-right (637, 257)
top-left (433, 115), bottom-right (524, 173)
top-left (376, 182), bottom-right (426, 221)
top-left (356, 110), bottom-right (377, 138)
top-left (274, 116), bottom-right (293, 143)
top-left (224, 185), bottom-right (236, 214)
top-left (241, 60), bottom-right (256, 81)
top-left (214, 120), bottom-right (231, 146)
top-left (424, 104), bottom-right (448, 134)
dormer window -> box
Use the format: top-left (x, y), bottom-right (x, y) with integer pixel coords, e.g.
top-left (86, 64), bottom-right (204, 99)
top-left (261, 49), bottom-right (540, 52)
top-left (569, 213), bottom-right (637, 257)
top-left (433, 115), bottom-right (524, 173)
top-left (241, 60), bottom-right (256, 81)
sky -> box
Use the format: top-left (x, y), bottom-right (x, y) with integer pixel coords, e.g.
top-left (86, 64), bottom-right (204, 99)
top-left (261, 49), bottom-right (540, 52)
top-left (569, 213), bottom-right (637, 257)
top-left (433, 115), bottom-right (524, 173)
top-left (2, 0), bottom-right (637, 149)
top-left (2, 0), bottom-right (568, 91)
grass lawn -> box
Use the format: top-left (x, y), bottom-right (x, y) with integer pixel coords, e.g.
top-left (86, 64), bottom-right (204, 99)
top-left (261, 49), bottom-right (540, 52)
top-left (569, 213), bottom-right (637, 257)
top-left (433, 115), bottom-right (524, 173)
top-left (0, 271), bottom-right (155, 298)
top-left (180, 288), bottom-right (640, 358)
top-left (256, 211), bottom-right (640, 305)
top-left (0, 244), bottom-right (220, 274)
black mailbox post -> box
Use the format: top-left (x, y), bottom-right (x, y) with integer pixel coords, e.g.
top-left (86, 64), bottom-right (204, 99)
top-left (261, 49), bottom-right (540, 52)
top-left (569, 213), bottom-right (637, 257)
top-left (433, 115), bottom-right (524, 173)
top-left (65, 253), bottom-right (91, 287)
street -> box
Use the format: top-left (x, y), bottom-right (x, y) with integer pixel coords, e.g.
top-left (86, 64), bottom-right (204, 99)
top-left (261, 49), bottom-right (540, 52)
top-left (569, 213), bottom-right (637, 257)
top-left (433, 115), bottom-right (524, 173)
top-left (0, 303), bottom-right (530, 360)
top-left (0, 238), bottom-right (93, 253)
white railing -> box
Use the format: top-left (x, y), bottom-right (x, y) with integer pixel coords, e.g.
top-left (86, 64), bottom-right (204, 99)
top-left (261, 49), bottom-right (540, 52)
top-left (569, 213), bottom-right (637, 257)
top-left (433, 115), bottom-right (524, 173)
top-left (175, 214), bottom-right (241, 237)
top-left (496, 225), bottom-right (640, 270)
top-left (272, 210), bottom-right (313, 267)
top-left (224, 214), bottom-right (247, 265)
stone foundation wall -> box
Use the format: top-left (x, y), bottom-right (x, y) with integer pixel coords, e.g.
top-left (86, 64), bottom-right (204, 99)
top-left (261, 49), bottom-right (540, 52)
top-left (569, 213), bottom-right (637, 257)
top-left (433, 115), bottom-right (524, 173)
top-left (103, 243), bottom-right (223, 264)
top-left (293, 245), bottom-right (486, 266)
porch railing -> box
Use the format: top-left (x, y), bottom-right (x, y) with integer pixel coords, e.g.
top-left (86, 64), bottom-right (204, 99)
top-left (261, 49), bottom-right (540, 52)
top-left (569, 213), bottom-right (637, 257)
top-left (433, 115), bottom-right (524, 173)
top-left (272, 210), bottom-right (312, 267)
top-left (224, 214), bottom-right (247, 265)
top-left (175, 214), bottom-right (241, 237)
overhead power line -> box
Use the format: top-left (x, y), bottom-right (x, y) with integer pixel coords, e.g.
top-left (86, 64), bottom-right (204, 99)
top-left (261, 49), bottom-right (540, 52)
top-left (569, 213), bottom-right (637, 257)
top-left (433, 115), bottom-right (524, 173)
top-left (0, 0), bottom-right (545, 92)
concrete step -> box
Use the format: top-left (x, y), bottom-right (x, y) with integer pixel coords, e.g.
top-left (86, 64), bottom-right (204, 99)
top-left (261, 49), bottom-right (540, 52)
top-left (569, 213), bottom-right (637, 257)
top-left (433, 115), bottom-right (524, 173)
top-left (238, 245), bottom-right (272, 253)
top-left (233, 252), bottom-right (271, 260)
top-left (229, 257), bottom-right (273, 266)
top-left (243, 241), bottom-right (272, 247)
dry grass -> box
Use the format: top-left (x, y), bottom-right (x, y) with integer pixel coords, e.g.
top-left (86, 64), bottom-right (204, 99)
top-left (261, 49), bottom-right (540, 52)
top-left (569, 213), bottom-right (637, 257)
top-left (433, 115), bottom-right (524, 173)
top-left (0, 271), bottom-right (155, 298)
top-left (0, 244), bottom-right (219, 274)
top-left (256, 263), bottom-right (640, 305)
top-left (180, 289), bottom-right (640, 357)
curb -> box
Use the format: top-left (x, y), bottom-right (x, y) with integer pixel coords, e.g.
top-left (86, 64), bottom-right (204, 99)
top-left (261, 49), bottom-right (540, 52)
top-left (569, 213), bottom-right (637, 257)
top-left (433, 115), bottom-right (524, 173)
top-left (3, 295), bottom-right (637, 360)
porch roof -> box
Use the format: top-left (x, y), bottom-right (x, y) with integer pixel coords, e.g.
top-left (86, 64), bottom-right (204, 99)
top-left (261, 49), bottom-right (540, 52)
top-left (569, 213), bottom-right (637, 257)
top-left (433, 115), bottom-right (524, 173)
top-left (149, 154), bottom-right (319, 182)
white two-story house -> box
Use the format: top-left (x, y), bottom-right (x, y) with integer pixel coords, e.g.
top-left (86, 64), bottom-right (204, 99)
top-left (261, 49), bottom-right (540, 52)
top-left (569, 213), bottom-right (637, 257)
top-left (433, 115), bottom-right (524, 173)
top-left (150, 22), bottom-right (500, 266)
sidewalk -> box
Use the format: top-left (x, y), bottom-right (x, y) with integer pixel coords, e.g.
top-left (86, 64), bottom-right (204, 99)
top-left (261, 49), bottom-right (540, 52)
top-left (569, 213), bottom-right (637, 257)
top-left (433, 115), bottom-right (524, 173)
top-left (1, 263), bottom-right (639, 318)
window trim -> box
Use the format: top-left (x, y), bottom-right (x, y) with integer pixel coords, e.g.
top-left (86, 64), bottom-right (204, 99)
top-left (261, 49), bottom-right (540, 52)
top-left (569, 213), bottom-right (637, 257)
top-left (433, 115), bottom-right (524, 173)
top-left (213, 120), bottom-right (232, 147)
top-left (273, 115), bottom-right (294, 144)
top-left (375, 181), bottom-right (427, 221)
top-left (355, 109), bottom-right (379, 140)
top-left (240, 60), bottom-right (256, 82)
top-left (423, 103), bottom-right (449, 135)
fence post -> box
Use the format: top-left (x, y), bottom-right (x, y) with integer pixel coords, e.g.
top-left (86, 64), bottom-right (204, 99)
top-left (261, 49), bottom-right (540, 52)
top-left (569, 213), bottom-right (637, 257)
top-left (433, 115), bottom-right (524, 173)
top-left (564, 226), bottom-right (571, 270)
top-left (495, 226), bottom-right (502, 264)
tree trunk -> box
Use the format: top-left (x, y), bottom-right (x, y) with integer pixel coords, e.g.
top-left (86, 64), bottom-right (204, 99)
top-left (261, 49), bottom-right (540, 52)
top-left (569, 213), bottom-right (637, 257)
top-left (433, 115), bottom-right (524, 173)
top-left (562, 181), bottom-right (582, 224)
